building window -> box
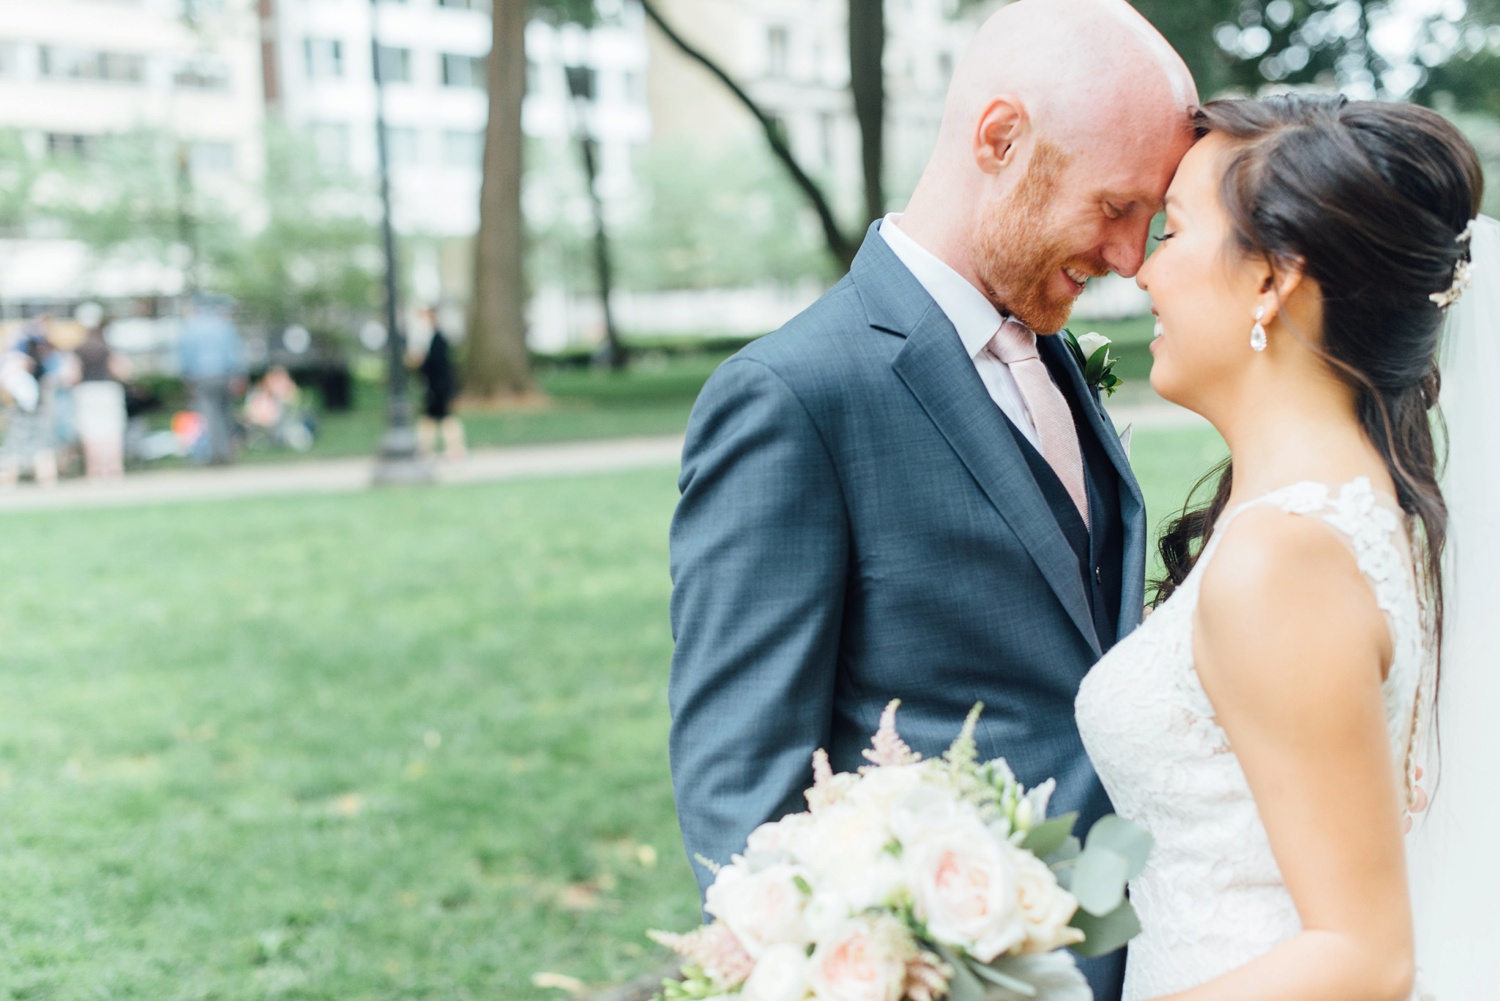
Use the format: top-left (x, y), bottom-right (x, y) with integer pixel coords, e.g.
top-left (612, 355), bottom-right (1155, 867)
top-left (189, 141), bottom-right (235, 175)
top-left (437, 0), bottom-right (491, 10)
top-left (767, 26), bottom-right (789, 79)
top-left (174, 55), bottom-right (230, 90)
top-left (563, 66), bottom-right (597, 101)
top-left (441, 52), bottom-right (487, 89)
top-left (303, 38), bottom-right (344, 80)
top-left (376, 45), bottom-right (411, 85)
top-left (441, 129), bottom-right (483, 168)
top-left (308, 122), bottom-right (350, 169)
top-left (46, 133), bottom-right (99, 160)
top-left (39, 47), bottom-right (146, 84)
top-left (385, 126), bottom-right (422, 166)
top-left (0, 42), bottom-right (21, 79)
top-left (819, 112), bottom-right (836, 168)
top-left (622, 69), bottom-right (644, 104)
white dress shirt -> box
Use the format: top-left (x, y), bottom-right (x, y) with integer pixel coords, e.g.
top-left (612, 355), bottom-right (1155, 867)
top-left (878, 213), bottom-right (1042, 451)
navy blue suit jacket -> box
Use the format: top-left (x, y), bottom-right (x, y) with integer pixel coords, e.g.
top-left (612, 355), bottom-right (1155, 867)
top-left (668, 223), bottom-right (1147, 1000)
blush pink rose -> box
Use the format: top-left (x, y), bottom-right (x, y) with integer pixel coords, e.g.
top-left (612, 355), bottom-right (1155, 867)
top-left (806, 916), bottom-right (910, 1001)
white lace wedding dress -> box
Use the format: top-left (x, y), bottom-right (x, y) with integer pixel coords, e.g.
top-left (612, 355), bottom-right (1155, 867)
top-left (1075, 477), bottom-right (1430, 1000)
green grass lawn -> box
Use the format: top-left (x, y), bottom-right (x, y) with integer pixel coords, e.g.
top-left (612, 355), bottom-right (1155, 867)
top-left (0, 423), bottom-right (1224, 1000)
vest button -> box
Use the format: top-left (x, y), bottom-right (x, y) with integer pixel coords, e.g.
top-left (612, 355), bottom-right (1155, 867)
top-left (1095, 566), bottom-right (1104, 586)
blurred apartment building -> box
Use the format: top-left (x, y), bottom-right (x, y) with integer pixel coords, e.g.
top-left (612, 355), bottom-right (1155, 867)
top-left (646, 0), bottom-right (986, 221)
top-left (0, 0), bottom-right (265, 321)
top-left (258, 0), bottom-right (652, 310)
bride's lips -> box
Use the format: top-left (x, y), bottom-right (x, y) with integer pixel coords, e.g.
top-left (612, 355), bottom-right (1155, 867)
top-left (1149, 313), bottom-right (1164, 353)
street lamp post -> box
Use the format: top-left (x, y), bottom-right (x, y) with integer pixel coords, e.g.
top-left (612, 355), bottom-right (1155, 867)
top-left (564, 63), bottom-right (626, 370)
top-left (370, 0), bottom-right (433, 485)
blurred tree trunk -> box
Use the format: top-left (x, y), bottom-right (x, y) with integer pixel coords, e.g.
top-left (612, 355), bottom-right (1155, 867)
top-left (849, 0), bottom-right (885, 227)
top-left (466, 0), bottom-right (535, 399)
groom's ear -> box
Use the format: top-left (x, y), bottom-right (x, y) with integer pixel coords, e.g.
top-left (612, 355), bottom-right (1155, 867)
top-left (975, 96), bottom-right (1027, 175)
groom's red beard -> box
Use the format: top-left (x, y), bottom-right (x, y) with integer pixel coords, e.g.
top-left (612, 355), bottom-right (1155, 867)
top-left (974, 140), bottom-right (1104, 334)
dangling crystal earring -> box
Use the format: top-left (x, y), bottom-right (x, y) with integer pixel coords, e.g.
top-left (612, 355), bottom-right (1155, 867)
top-left (1250, 306), bottom-right (1267, 353)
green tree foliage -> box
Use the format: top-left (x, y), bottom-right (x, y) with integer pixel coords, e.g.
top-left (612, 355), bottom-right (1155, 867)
top-left (614, 140), bottom-right (839, 292)
top-left (0, 130), bottom-right (47, 236)
top-left (1131, 0), bottom-right (1500, 107)
top-left (210, 126), bottom-right (381, 339)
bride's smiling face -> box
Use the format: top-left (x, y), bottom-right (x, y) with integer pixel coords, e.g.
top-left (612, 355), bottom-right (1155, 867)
top-left (1135, 134), bottom-right (1269, 412)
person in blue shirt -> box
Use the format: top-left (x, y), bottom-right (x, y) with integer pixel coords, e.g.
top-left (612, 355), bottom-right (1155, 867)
top-left (176, 293), bottom-right (246, 465)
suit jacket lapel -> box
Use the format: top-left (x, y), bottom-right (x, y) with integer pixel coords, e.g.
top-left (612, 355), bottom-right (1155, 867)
top-left (882, 297), bottom-right (1102, 657)
top-left (1038, 334), bottom-right (1148, 639)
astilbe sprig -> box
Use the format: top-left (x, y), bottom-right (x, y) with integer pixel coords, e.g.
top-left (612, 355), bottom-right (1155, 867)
top-left (647, 925), bottom-right (753, 993)
top-left (862, 699), bottom-right (924, 771)
top-left (905, 948), bottom-right (954, 1001)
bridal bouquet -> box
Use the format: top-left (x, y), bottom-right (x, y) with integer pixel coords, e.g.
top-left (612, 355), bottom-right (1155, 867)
top-left (649, 702), bottom-right (1150, 1001)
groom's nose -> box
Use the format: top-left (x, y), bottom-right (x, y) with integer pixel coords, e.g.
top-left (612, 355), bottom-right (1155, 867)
top-left (1101, 217), bottom-right (1152, 278)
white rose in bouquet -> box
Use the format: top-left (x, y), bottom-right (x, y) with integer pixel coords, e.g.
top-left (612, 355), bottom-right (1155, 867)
top-left (803, 887), bottom-right (856, 942)
top-left (903, 815), bottom-right (1026, 962)
top-left (705, 862), bottom-right (811, 958)
top-left (741, 942), bottom-right (811, 1001)
top-left (807, 916), bottom-right (911, 1001)
top-left (1009, 847), bottom-right (1086, 954)
top-left (802, 801), bottom-right (903, 911)
top-left (744, 813), bottom-right (813, 870)
top-left (845, 760), bottom-right (928, 814)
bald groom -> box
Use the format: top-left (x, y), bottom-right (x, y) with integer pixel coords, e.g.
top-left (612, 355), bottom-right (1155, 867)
top-left (668, 3), bottom-right (1198, 996)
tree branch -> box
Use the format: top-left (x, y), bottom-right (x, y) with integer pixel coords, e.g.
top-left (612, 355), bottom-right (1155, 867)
top-left (640, 0), bottom-right (855, 268)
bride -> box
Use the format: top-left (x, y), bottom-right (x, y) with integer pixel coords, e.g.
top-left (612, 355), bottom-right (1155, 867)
top-left (1075, 95), bottom-right (1489, 1000)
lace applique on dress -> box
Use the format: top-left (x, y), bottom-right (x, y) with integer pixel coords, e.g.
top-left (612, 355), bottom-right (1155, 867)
top-left (1075, 478), bottom-right (1431, 1000)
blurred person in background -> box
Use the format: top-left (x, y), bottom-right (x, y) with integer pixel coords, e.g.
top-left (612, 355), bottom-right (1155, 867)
top-left (414, 307), bottom-right (465, 461)
top-left (176, 293), bottom-right (246, 466)
top-left (0, 321), bottom-right (58, 487)
top-left (36, 313), bottom-right (83, 476)
top-left (73, 306), bottom-right (130, 481)
top-left (244, 364), bottom-right (314, 452)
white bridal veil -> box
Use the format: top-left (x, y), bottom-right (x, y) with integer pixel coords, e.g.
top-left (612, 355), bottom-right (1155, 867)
top-left (1408, 214), bottom-right (1500, 992)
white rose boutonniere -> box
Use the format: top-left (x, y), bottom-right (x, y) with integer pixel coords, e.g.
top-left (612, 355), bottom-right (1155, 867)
top-left (1062, 328), bottom-right (1122, 397)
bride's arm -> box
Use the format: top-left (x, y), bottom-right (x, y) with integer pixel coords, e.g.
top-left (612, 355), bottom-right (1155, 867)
top-left (1160, 508), bottom-right (1415, 1001)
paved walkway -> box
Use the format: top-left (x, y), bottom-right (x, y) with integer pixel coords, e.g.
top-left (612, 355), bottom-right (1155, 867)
top-left (0, 436), bottom-right (689, 513)
top-left (0, 402), bottom-right (1205, 513)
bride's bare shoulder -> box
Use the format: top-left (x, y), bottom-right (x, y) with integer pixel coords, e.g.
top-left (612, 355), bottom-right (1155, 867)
top-left (1193, 504), bottom-right (1390, 698)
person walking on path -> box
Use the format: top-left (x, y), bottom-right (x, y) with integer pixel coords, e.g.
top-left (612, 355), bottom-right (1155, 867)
top-left (73, 313), bottom-right (130, 481)
top-left (415, 308), bottom-right (466, 461)
top-left (176, 294), bottom-right (246, 466)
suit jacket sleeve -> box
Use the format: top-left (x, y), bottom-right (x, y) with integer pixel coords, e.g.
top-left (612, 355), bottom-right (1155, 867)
top-left (668, 356), bottom-right (849, 894)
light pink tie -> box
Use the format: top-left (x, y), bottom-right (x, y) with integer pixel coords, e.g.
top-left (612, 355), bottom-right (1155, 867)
top-left (989, 318), bottom-right (1090, 527)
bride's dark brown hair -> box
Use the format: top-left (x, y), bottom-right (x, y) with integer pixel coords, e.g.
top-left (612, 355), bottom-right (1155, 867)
top-left (1152, 96), bottom-right (1483, 691)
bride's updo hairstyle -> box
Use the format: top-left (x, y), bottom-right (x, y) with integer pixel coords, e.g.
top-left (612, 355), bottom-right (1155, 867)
top-left (1154, 95), bottom-right (1484, 663)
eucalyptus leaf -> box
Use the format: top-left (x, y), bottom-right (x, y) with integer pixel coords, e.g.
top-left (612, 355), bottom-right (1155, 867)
top-left (1069, 899), bottom-right (1143, 958)
top-left (1070, 846), bottom-right (1128, 916)
top-left (1084, 814), bottom-right (1153, 880)
top-left (1020, 811), bottom-right (1078, 858)
top-left (969, 958), bottom-right (1038, 997)
top-left (933, 942), bottom-right (986, 1001)
top-left (986, 953), bottom-right (1093, 1001)
top-left (1051, 835), bottom-right (1082, 864)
